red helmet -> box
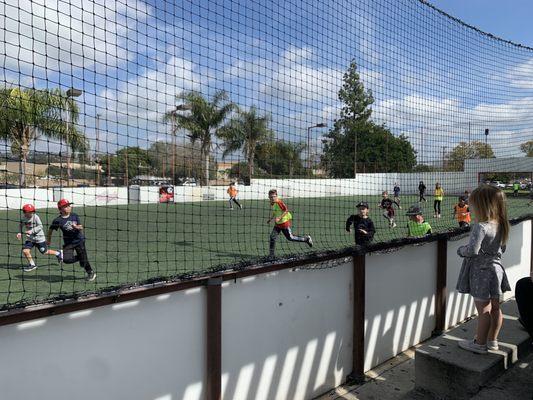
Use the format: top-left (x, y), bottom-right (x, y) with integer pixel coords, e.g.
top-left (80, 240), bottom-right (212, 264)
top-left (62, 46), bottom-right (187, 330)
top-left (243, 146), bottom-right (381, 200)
top-left (22, 204), bottom-right (36, 213)
top-left (57, 199), bottom-right (73, 209)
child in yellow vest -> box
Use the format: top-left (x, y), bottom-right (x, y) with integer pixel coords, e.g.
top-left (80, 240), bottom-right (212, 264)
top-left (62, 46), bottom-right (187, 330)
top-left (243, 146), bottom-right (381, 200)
top-left (267, 189), bottom-right (312, 257)
top-left (406, 205), bottom-right (432, 237)
top-left (434, 183), bottom-right (444, 218)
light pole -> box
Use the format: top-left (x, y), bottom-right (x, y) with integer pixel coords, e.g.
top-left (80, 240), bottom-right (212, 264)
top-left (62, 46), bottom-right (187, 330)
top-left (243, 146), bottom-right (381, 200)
top-left (442, 146), bottom-right (446, 170)
top-left (96, 113), bottom-right (101, 186)
top-left (306, 123), bottom-right (327, 174)
top-left (65, 88), bottom-right (82, 186)
top-left (484, 128), bottom-right (489, 156)
top-left (168, 104), bottom-right (192, 185)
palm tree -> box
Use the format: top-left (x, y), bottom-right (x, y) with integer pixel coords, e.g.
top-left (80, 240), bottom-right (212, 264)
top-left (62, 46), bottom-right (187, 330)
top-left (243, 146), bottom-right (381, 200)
top-left (0, 87), bottom-right (88, 186)
top-left (218, 106), bottom-right (273, 181)
top-left (164, 90), bottom-right (235, 186)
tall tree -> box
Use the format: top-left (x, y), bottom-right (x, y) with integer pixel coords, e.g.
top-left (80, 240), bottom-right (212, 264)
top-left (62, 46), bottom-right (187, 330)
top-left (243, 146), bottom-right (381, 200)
top-left (164, 90), bottom-right (236, 185)
top-left (255, 140), bottom-right (306, 177)
top-left (447, 141), bottom-right (495, 171)
top-left (217, 106), bottom-right (273, 181)
top-left (101, 147), bottom-right (151, 184)
top-left (321, 60), bottom-right (416, 176)
top-left (146, 141), bottom-right (206, 180)
top-left (520, 140), bottom-right (533, 157)
top-left (0, 87), bottom-right (88, 186)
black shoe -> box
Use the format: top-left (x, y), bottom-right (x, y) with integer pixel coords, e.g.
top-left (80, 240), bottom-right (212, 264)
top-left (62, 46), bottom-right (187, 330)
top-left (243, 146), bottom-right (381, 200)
top-left (85, 271), bottom-right (96, 282)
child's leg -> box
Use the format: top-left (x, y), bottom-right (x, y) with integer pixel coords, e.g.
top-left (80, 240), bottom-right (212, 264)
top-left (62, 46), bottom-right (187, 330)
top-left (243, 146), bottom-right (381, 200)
top-left (382, 211), bottom-right (391, 221)
top-left (281, 227), bottom-right (308, 243)
top-left (438, 200), bottom-right (442, 215)
top-left (228, 198), bottom-right (234, 209)
top-left (22, 248), bottom-right (34, 265)
top-left (74, 244), bottom-right (93, 273)
top-left (62, 245), bottom-right (79, 264)
top-left (232, 198), bottom-right (242, 208)
top-left (433, 200), bottom-right (438, 214)
top-left (487, 298), bottom-right (503, 341)
top-left (269, 227), bottom-right (280, 256)
top-left (474, 299), bottom-right (492, 345)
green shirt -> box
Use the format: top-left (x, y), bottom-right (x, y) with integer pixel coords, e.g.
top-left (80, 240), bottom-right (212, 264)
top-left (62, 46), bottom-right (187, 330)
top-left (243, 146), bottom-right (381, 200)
top-left (408, 220), bottom-right (432, 237)
top-left (513, 183), bottom-right (520, 190)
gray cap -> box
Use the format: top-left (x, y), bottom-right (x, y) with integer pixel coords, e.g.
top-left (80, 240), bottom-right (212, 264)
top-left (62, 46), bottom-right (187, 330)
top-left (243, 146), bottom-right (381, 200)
top-left (406, 204), bottom-right (423, 216)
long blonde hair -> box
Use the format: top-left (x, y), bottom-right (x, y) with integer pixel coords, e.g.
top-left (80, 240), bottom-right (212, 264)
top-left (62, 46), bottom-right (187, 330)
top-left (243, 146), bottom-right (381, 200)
top-left (469, 185), bottom-right (510, 245)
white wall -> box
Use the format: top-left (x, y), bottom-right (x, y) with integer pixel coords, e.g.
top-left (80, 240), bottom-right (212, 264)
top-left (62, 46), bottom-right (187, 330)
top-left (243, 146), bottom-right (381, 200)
top-left (0, 289), bottom-right (206, 400)
top-left (365, 243), bottom-right (438, 371)
top-left (0, 188), bottom-right (55, 210)
top-left (221, 264), bottom-right (353, 400)
top-left (54, 187), bottom-right (129, 206)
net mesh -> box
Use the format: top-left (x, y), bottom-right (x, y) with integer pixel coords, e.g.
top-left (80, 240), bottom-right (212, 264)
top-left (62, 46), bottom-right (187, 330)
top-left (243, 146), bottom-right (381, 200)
top-left (1, 0), bottom-right (532, 309)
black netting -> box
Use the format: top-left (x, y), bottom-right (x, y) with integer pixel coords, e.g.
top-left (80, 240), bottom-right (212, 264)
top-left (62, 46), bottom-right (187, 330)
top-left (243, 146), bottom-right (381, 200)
top-left (0, 0), bottom-right (532, 309)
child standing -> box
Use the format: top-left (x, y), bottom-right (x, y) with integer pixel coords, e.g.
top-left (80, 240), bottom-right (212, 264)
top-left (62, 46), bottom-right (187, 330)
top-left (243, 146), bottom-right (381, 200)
top-left (433, 183), bottom-right (444, 218)
top-left (378, 191), bottom-right (400, 228)
top-left (456, 185), bottom-right (511, 354)
top-left (345, 201), bottom-right (375, 246)
top-left (512, 181), bottom-right (520, 197)
top-left (17, 204), bottom-right (63, 272)
top-left (46, 199), bottom-right (96, 281)
top-left (453, 196), bottom-right (471, 228)
top-left (405, 205), bottom-right (432, 237)
top-left (267, 189), bottom-right (312, 257)
top-left (418, 181), bottom-right (427, 202)
top-left (227, 182), bottom-right (242, 210)
top-left (393, 182), bottom-right (402, 206)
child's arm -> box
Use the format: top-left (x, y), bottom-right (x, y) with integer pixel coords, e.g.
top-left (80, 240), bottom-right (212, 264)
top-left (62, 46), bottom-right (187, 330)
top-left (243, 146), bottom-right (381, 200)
top-left (366, 220), bottom-right (376, 239)
top-left (345, 216), bottom-right (354, 232)
top-left (457, 224), bottom-right (485, 257)
top-left (72, 215), bottom-right (83, 230)
top-left (46, 228), bottom-right (54, 245)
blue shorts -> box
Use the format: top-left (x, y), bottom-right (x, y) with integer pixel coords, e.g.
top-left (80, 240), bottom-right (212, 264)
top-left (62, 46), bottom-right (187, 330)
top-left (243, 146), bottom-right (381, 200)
top-left (23, 241), bottom-right (48, 254)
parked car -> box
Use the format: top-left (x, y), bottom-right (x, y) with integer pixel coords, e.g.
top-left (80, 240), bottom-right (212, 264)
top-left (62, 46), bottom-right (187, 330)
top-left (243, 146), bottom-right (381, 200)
top-left (489, 181), bottom-right (506, 189)
top-left (177, 177), bottom-right (197, 187)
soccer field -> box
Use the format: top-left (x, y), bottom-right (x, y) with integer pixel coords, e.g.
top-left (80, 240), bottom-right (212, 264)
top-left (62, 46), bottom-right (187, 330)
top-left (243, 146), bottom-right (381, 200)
top-left (0, 194), bottom-right (531, 308)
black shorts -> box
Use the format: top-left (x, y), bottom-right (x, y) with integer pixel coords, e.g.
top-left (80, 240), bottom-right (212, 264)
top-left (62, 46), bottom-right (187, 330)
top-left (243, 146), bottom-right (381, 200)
top-left (23, 241), bottom-right (48, 254)
top-left (459, 221), bottom-right (470, 228)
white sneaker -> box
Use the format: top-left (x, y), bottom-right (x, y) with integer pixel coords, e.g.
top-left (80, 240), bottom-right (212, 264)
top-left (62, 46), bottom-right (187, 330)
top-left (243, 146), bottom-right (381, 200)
top-left (392, 222), bottom-right (397, 228)
top-left (458, 339), bottom-right (487, 354)
top-left (56, 250), bottom-right (63, 263)
top-left (306, 235), bottom-right (313, 248)
top-left (23, 264), bottom-right (37, 272)
top-left (487, 340), bottom-right (499, 351)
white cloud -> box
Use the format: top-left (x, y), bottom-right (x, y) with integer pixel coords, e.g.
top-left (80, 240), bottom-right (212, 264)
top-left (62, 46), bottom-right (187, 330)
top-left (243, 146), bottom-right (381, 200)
top-left (508, 58), bottom-right (533, 89)
top-left (0, 0), bottom-right (150, 76)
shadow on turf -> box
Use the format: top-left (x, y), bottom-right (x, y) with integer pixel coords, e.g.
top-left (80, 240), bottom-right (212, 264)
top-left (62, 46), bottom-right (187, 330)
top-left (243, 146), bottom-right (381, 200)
top-left (11, 273), bottom-right (78, 282)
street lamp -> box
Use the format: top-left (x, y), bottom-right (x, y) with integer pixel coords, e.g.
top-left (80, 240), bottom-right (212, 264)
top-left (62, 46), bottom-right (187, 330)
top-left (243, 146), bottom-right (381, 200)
top-left (168, 104), bottom-right (192, 185)
top-left (484, 128), bottom-right (489, 155)
top-left (65, 88), bottom-right (82, 186)
top-left (307, 123), bottom-right (327, 173)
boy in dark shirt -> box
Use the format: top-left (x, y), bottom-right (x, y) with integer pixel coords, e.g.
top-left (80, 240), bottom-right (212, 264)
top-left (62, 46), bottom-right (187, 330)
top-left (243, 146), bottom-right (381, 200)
top-left (418, 181), bottom-right (427, 202)
top-left (346, 202), bottom-right (375, 245)
top-left (46, 199), bottom-right (96, 281)
top-left (378, 191), bottom-right (400, 228)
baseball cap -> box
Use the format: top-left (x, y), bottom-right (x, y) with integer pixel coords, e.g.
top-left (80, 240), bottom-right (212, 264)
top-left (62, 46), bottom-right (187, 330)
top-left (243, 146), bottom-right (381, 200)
top-left (22, 204), bottom-right (36, 213)
top-left (356, 201), bottom-right (369, 209)
top-left (406, 205), bottom-right (423, 216)
top-left (459, 195), bottom-right (468, 202)
top-left (57, 199), bottom-right (73, 209)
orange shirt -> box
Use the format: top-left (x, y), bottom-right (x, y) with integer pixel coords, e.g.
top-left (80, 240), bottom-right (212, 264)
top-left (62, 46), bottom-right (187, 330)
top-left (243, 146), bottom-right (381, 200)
top-left (227, 186), bottom-right (238, 197)
top-left (454, 204), bottom-right (471, 223)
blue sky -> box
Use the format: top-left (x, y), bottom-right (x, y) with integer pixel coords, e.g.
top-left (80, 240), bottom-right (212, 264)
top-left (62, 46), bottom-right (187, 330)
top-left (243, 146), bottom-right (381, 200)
top-left (1, 0), bottom-right (532, 163)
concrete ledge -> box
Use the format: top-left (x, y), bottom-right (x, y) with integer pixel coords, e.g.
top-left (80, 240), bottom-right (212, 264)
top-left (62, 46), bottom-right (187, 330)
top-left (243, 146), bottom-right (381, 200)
top-left (415, 300), bottom-right (532, 400)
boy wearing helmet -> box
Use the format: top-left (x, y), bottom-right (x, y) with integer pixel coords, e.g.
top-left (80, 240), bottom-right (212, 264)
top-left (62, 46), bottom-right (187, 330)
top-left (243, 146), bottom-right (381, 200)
top-left (17, 204), bottom-right (63, 272)
top-left (46, 199), bottom-right (96, 281)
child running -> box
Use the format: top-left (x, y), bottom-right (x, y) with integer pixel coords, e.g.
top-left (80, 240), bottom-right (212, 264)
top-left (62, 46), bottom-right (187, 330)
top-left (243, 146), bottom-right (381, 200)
top-left (267, 189), bottom-right (312, 257)
top-left (227, 182), bottom-right (242, 210)
top-left (418, 181), bottom-right (427, 202)
top-left (393, 182), bottom-right (402, 207)
top-left (406, 205), bottom-right (432, 237)
top-left (456, 185), bottom-right (511, 354)
top-left (453, 196), bottom-right (471, 228)
top-left (46, 199), bottom-right (96, 281)
top-left (433, 183), bottom-right (444, 218)
top-left (17, 204), bottom-right (63, 272)
top-left (378, 191), bottom-right (400, 228)
top-left (345, 201), bottom-right (375, 246)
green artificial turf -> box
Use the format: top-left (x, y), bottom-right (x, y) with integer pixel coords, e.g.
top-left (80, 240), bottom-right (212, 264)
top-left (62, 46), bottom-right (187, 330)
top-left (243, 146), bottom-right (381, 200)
top-left (0, 194), bottom-right (531, 308)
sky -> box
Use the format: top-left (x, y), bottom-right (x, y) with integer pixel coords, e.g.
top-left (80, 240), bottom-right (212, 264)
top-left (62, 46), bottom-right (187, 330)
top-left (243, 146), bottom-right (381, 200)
top-left (429, 0), bottom-right (533, 48)
top-left (1, 0), bottom-right (532, 163)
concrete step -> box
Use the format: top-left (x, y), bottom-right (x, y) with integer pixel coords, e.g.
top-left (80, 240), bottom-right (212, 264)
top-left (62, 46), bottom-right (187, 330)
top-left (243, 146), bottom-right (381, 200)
top-left (415, 300), bottom-right (532, 400)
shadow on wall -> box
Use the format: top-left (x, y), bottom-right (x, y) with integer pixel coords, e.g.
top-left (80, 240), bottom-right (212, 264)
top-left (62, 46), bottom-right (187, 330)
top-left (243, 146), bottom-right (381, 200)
top-left (205, 333), bottom-right (346, 400)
